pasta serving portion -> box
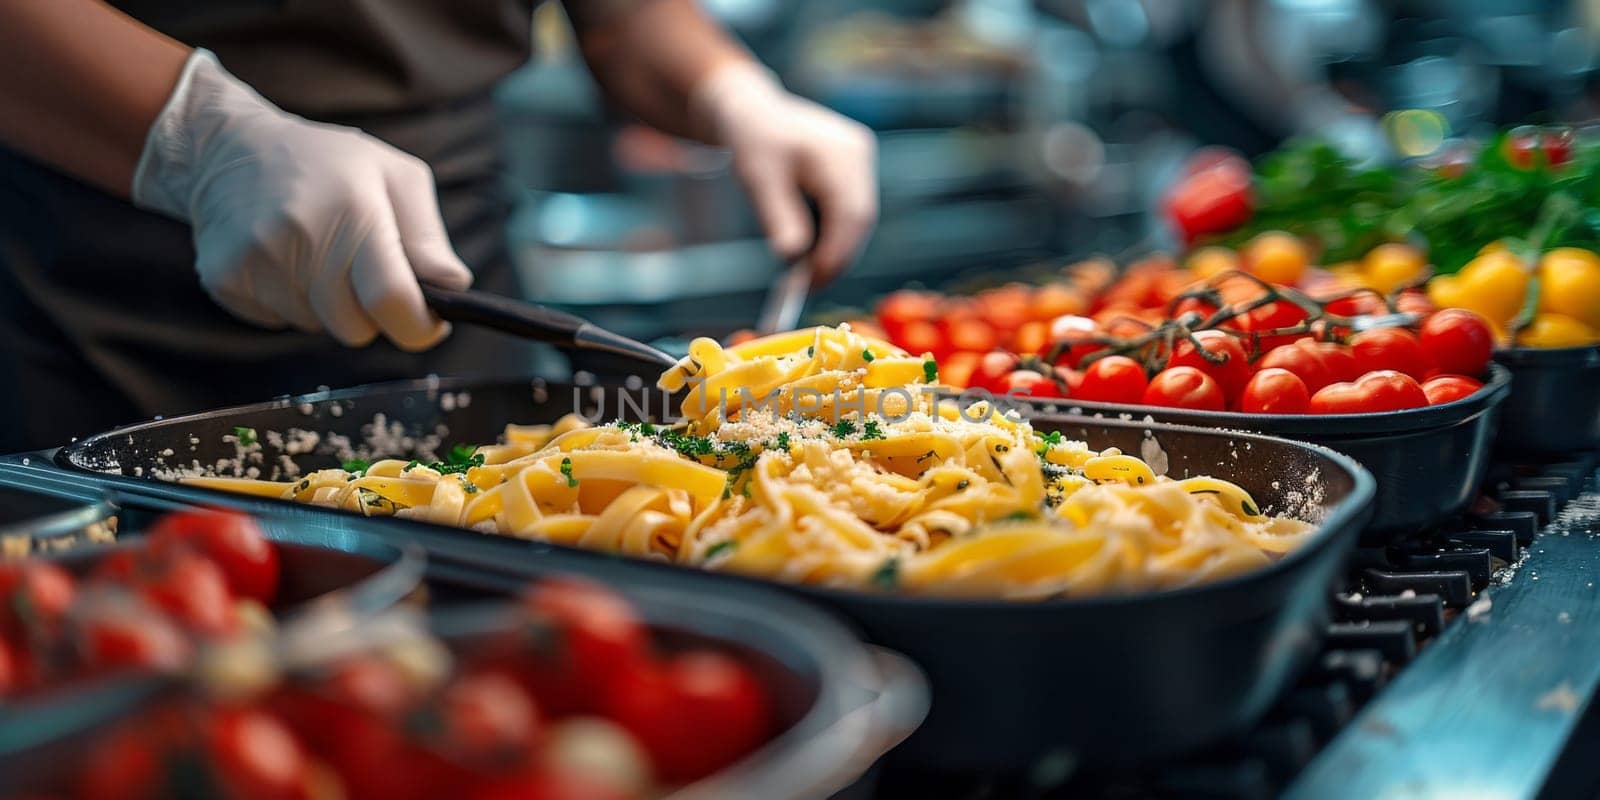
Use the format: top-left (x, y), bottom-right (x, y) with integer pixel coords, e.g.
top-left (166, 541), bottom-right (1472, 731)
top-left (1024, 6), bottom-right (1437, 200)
top-left (188, 325), bottom-right (1315, 599)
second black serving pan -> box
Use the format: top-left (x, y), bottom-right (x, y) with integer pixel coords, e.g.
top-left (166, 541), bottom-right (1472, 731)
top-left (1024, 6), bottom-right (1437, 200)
top-left (1492, 345), bottom-right (1600, 456)
top-left (1022, 363), bottom-right (1510, 540)
top-left (50, 378), bottom-right (1375, 773)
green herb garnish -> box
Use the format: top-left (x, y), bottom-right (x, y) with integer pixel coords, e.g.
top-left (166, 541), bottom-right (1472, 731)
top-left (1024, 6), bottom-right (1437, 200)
top-left (341, 458), bottom-right (371, 474)
top-left (871, 558), bottom-right (900, 589)
top-left (706, 540), bottom-right (738, 559)
top-left (862, 349), bottom-right (875, 362)
top-left (232, 427), bottom-right (257, 447)
top-left (775, 431), bottom-right (791, 450)
top-left (922, 359), bottom-right (938, 383)
top-left (560, 457), bottom-right (578, 488)
top-left (861, 420), bottom-right (885, 440)
top-left (831, 419), bottom-right (857, 438)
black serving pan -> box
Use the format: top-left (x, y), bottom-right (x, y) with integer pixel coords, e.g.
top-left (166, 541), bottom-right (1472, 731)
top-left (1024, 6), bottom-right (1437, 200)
top-left (1020, 362), bottom-right (1510, 540)
top-left (51, 378), bottom-right (1374, 773)
top-left (0, 484), bottom-right (117, 557)
top-left (1492, 345), bottom-right (1600, 456)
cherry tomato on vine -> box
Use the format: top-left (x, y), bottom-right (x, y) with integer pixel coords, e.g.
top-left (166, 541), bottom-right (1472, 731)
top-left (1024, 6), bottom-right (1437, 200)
top-left (1419, 309), bottom-right (1493, 377)
top-left (1029, 284), bottom-right (1086, 322)
top-left (1048, 315), bottom-right (1102, 368)
top-left (1076, 356), bottom-right (1148, 404)
top-left (1230, 298), bottom-right (1308, 354)
top-left (0, 637), bottom-right (22, 695)
top-left (467, 769), bottom-right (632, 800)
top-left (875, 290), bottom-right (939, 341)
top-left (77, 601), bottom-right (193, 673)
top-left (1166, 330), bottom-right (1253, 402)
top-left (1350, 327), bottom-right (1432, 380)
top-left (1395, 290), bottom-right (1436, 317)
top-left (938, 351), bottom-right (981, 390)
top-left (322, 655), bottom-right (419, 719)
top-left (1001, 368), bottom-right (1069, 399)
top-left (1422, 374), bottom-right (1484, 405)
top-left (1237, 368), bottom-right (1311, 414)
top-left (147, 509), bottom-right (279, 604)
top-left (897, 320), bottom-right (945, 359)
top-left (1308, 370), bottom-right (1428, 414)
top-left (1143, 367), bottom-right (1226, 411)
top-left (439, 671), bottom-right (542, 765)
top-left (944, 317), bottom-right (998, 355)
top-left (969, 351), bottom-right (1022, 394)
top-left (0, 561), bottom-right (75, 636)
top-left (205, 706), bottom-right (315, 800)
top-left (1010, 320), bottom-right (1051, 356)
top-left (1502, 125), bottom-right (1574, 170)
top-left (1256, 338), bottom-right (1343, 393)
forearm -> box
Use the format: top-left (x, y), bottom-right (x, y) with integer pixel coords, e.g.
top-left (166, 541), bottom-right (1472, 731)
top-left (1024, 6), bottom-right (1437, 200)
top-left (0, 0), bottom-right (190, 197)
top-left (567, 0), bottom-right (749, 141)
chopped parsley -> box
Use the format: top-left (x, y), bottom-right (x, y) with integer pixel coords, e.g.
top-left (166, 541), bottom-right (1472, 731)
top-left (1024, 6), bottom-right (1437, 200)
top-left (1002, 510), bottom-right (1035, 522)
top-left (232, 426), bottom-right (257, 447)
top-left (341, 458), bottom-right (371, 475)
top-left (922, 359), bottom-right (938, 383)
top-left (831, 419), bottom-right (857, 438)
top-left (403, 459), bottom-right (422, 472)
top-left (862, 349), bottom-right (876, 362)
top-left (861, 420), bottom-right (885, 440)
top-left (871, 558), bottom-right (900, 589)
top-left (775, 431), bottom-right (791, 450)
top-left (706, 540), bottom-right (738, 559)
top-left (559, 457), bottom-right (578, 488)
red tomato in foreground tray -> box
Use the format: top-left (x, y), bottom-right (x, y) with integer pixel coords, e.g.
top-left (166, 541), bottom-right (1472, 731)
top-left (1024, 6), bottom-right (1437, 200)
top-left (1422, 374), bottom-right (1484, 405)
top-left (1256, 338), bottom-right (1351, 393)
top-left (1237, 368), bottom-right (1311, 415)
top-left (1143, 367), bottom-right (1226, 411)
top-left (139, 549), bottom-right (240, 636)
top-left (78, 715), bottom-right (177, 800)
top-left (77, 599), bottom-right (193, 673)
top-left (1309, 370), bottom-right (1428, 414)
top-left (1229, 299), bottom-right (1308, 354)
top-left (439, 671), bottom-right (542, 766)
top-left (1419, 309), bottom-right (1493, 377)
top-left (1167, 330), bottom-right (1253, 402)
top-left (1001, 369), bottom-right (1067, 399)
top-left (1350, 327), bottom-right (1432, 380)
top-left (0, 637), bottom-right (23, 695)
top-left (147, 508), bottom-right (279, 604)
top-left (606, 650), bottom-right (771, 784)
top-left (0, 561), bottom-right (76, 635)
top-left (1076, 356), bottom-right (1148, 404)
top-left (521, 578), bottom-right (649, 716)
top-left (968, 351), bottom-right (1022, 394)
top-left (468, 770), bottom-right (631, 800)
top-left (323, 655), bottom-right (419, 718)
top-left (1164, 153), bottom-right (1254, 242)
top-left (205, 706), bottom-right (314, 800)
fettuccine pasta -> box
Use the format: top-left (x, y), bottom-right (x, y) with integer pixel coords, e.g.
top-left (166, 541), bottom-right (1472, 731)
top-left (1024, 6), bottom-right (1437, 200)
top-left (187, 325), bottom-right (1316, 599)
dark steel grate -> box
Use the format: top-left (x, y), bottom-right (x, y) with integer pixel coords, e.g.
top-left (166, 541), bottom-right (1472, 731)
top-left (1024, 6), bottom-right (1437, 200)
top-left (876, 453), bottom-right (1599, 800)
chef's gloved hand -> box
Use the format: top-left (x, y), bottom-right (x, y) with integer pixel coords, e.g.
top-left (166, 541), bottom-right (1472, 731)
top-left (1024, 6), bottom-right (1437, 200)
top-left (689, 61), bottom-right (877, 283)
top-left (131, 49), bottom-right (471, 351)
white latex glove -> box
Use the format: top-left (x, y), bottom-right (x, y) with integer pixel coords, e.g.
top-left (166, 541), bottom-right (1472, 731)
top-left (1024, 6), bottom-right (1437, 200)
top-left (690, 61), bottom-right (878, 282)
top-left (132, 49), bottom-right (472, 351)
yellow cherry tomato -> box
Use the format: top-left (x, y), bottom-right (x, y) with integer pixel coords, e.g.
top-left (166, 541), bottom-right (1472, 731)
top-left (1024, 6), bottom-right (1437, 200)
top-left (1186, 246), bottom-right (1240, 281)
top-left (1478, 240), bottom-right (1509, 256)
top-left (1537, 248), bottom-right (1600, 328)
top-left (1241, 231), bottom-right (1310, 286)
top-left (1362, 242), bottom-right (1428, 294)
top-left (1453, 250), bottom-right (1531, 323)
top-left (1324, 260), bottom-right (1362, 276)
top-left (1426, 273), bottom-right (1466, 311)
top-left (1516, 312), bottom-right (1600, 348)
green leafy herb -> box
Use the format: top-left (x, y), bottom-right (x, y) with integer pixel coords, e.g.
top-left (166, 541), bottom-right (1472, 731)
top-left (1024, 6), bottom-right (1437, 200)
top-left (861, 349), bottom-right (875, 362)
top-left (341, 458), bottom-right (371, 475)
top-left (559, 457), bottom-right (578, 488)
top-left (232, 426), bottom-right (257, 447)
top-left (706, 540), bottom-right (738, 559)
top-left (871, 558), bottom-right (900, 589)
top-left (403, 459), bottom-right (422, 472)
top-left (831, 419), bottom-right (857, 438)
top-left (1002, 510), bottom-right (1035, 522)
top-left (922, 359), bottom-right (938, 383)
top-left (775, 431), bottom-right (791, 450)
top-left (861, 420), bottom-right (885, 440)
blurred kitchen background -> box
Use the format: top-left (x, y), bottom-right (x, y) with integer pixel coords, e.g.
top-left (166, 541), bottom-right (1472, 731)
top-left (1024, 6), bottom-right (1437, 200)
top-left (500, 0), bottom-right (1600, 368)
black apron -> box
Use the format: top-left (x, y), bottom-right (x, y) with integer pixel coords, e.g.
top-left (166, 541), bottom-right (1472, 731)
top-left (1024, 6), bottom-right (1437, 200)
top-left (0, 1), bottom-right (540, 452)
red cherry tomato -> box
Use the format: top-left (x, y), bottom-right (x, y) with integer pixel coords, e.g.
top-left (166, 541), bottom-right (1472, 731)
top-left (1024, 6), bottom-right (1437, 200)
top-left (467, 770), bottom-right (631, 800)
top-left (78, 601), bottom-right (193, 673)
top-left (974, 285), bottom-right (1033, 333)
top-left (1419, 309), bottom-right (1493, 377)
top-left (205, 706), bottom-right (313, 800)
top-left (1395, 290), bottom-right (1436, 317)
top-left (1503, 125), bottom-right (1574, 169)
top-left (897, 320), bottom-right (946, 359)
top-left (1322, 293), bottom-right (1383, 318)
top-left (1171, 295), bottom-right (1221, 321)
top-left (1076, 356), bottom-right (1148, 404)
top-left (1164, 153), bottom-right (1254, 242)
top-left (521, 578), bottom-right (648, 716)
top-left (0, 637), bottom-right (20, 695)
top-left (968, 351), bottom-right (1022, 394)
top-left (1309, 370), bottom-right (1429, 414)
top-left (0, 561), bottom-right (75, 636)
top-left (937, 351), bottom-right (981, 390)
top-left (1257, 338), bottom-right (1339, 393)
top-left (1166, 330), bottom-right (1253, 402)
top-left (1142, 367), bottom-right (1227, 411)
top-left (875, 290), bottom-right (940, 340)
top-left (1236, 368), bottom-right (1311, 414)
top-left (1349, 327), bottom-right (1433, 380)
top-left (1029, 284), bottom-right (1086, 322)
top-left (1230, 298), bottom-right (1309, 354)
top-left (1422, 374), bottom-right (1484, 405)
top-left (147, 509), bottom-right (279, 604)
top-left (1048, 315), bottom-right (1102, 368)
top-left (1010, 320), bottom-right (1051, 356)
top-left (139, 549), bottom-right (239, 637)
top-left (439, 671), bottom-right (541, 765)
top-left (322, 655), bottom-right (418, 719)
top-left (945, 317), bottom-right (998, 354)
top-left (1313, 341), bottom-right (1362, 383)
top-left (606, 650), bottom-right (771, 784)
top-left (77, 716), bottom-right (175, 800)
top-left (1000, 368), bottom-right (1067, 399)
